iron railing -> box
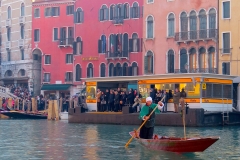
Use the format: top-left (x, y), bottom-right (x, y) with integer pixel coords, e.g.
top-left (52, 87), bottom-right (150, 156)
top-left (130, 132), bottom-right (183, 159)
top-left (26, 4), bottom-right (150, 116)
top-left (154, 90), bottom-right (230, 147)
top-left (105, 51), bottom-right (129, 59)
top-left (174, 68), bottom-right (217, 74)
top-left (175, 29), bottom-right (218, 42)
top-left (58, 38), bottom-right (74, 46)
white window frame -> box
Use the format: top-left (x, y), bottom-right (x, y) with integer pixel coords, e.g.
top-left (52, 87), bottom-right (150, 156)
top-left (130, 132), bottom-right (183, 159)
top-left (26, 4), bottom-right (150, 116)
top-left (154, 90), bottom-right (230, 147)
top-left (44, 55), bottom-right (51, 65)
top-left (222, 0), bottom-right (231, 19)
top-left (34, 8), bottom-right (40, 18)
top-left (222, 31), bottom-right (231, 54)
top-left (146, 15), bottom-right (154, 39)
top-left (147, 0), bottom-right (154, 4)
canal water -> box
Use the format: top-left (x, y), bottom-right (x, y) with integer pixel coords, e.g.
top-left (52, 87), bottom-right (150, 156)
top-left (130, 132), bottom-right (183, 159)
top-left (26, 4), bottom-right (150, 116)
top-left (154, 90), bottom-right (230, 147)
top-left (0, 120), bottom-right (239, 160)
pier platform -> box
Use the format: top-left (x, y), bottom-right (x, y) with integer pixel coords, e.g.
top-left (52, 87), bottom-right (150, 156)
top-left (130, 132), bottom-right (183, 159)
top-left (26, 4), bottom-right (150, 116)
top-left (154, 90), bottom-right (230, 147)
top-left (68, 107), bottom-right (240, 127)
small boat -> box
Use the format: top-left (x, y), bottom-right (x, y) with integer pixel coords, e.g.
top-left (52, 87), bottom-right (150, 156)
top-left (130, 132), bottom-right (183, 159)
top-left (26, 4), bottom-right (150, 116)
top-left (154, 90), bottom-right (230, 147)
top-left (0, 111), bottom-right (47, 119)
top-left (129, 131), bottom-right (219, 153)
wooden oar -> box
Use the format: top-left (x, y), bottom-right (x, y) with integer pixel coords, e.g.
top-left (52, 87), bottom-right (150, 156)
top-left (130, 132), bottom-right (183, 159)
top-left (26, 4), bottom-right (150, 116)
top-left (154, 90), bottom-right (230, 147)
top-left (181, 98), bottom-right (186, 140)
top-left (125, 96), bottom-right (165, 148)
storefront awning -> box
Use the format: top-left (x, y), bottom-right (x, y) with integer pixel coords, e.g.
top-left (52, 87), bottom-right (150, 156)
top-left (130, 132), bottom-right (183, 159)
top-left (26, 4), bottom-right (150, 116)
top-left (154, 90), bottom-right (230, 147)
top-left (41, 84), bottom-right (71, 91)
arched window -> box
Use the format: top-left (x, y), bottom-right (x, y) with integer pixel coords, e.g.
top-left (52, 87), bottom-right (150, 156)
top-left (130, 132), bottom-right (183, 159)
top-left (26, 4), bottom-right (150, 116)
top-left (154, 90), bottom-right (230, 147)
top-left (76, 8), bottom-right (84, 23)
top-left (144, 51), bottom-right (153, 74)
top-left (132, 2), bottom-right (139, 18)
top-left (123, 63), bottom-right (128, 76)
top-left (87, 63), bottom-right (93, 78)
top-left (189, 48), bottom-right (197, 72)
top-left (7, 49), bottom-right (11, 61)
top-left (109, 63), bottom-right (114, 77)
top-left (7, 27), bottom-right (11, 41)
top-left (199, 9), bottom-right (207, 39)
top-left (100, 63), bottom-right (106, 77)
top-left (74, 37), bottom-right (82, 54)
top-left (18, 69), bottom-right (25, 77)
top-left (99, 5), bottom-right (109, 21)
top-left (116, 63), bottom-right (122, 76)
top-left (131, 33), bottom-right (138, 52)
top-left (199, 47), bottom-right (206, 71)
top-left (189, 11), bottom-right (197, 39)
top-left (109, 34), bottom-right (116, 56)
top-left (124, 3), bottom-right (129, 19)
top-left (110, 5), bottom-right (115, 20)
top-left (132, 62), bottom-right (138, 76)
top-left (5, 70), bottom-right (13, 77)
top-left (117, 4), bottom-right (123, 19)
top-left (168, 13), bottom-right (175, 37)
top-left (7, 6), bottom-right (11, 19)
top-left (208, 47), bottom-right (215, 72)
top-left (180, 49), bottom-right (188, 73)
top-left (180, 12), bottom-right (188, 40)
top-left (147, 16), bottom-right (153, 38)
top-left (167, 50), bottom-right (174, 73)
top-left (98, 35), bottom-right (106, 53)
top-left (209, 8), bottom-right (216, 38)
top-left (21, 3), bottom-right (25, 16)
top-left (75, 64), bottom-right (81, 81)
top-left (123, 33), bottom-right (129, 57)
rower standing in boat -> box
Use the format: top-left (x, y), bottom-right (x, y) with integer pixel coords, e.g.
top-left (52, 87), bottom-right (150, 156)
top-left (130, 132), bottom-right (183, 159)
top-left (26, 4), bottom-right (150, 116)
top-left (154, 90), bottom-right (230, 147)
top-left (139, 97), bottom-right (164, 139)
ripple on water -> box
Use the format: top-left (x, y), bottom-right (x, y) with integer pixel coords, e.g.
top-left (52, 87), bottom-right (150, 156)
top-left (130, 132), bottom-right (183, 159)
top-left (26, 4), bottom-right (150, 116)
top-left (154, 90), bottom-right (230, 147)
top-left (0, 120), bottom-right (239, 160)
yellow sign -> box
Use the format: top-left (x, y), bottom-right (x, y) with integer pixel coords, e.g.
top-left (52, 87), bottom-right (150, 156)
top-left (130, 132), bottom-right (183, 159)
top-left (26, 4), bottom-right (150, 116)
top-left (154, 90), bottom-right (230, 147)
top-left (204, 78), bottom-right (232, 84)
top-left (86, 82), bottom-right (97, 86)
top-left (82, 57), bottom-right (99, 61)
top-left (202, 83), bottom-right (206, 90)
top-left (86, 99), bottom-right (97, 103)
top-left (202, 98), bottom-right (232, 104)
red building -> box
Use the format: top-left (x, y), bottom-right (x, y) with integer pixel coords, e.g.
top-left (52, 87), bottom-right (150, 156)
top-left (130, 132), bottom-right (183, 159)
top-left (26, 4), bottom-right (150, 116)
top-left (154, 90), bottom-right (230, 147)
top-left (32, 0), bottom-right (75, 98)
top-left (73, 0), bottom-right (143, 89)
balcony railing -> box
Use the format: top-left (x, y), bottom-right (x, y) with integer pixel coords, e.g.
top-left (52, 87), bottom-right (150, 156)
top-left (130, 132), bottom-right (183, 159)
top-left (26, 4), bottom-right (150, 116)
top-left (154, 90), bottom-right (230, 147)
top-left (174, 68), bottom-right (217, 74)
top-left (65, 78), bottom-right (73, 82)
top-left (5, 41), bottom-right (11, 49)
top-left (112, 17), bottom-right (124, 25)
top-left (6, 19), bottom-right (11, 27)
top-left (105, 51), bottom-right (129, 59)
top-left (18, 39), bottom-right (24, 48)
top-left (175, 29), bottom-right (218, 42)
top-left (43, 78), bottom-right (50, 83)
top-left (58, 38), bottom-right (74, 47)
top-left (19, 16), bottom-right (25, 24)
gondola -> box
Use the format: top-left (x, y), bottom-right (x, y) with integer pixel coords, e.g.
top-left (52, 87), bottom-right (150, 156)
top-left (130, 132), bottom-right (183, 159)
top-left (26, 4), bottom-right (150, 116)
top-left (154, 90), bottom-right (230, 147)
top-left (129, 131), bottom-right (219, 153)
top-left (0, 111), bottom-right (47, 119)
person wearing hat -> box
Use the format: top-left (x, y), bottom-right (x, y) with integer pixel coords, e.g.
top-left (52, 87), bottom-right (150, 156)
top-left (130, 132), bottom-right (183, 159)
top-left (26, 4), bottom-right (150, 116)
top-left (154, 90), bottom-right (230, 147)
top-left (138, 97), bottom-right (164, 139)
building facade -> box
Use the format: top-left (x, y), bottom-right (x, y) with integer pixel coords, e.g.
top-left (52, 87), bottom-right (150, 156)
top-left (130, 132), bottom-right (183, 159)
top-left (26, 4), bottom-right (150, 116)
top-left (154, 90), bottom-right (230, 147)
top-left (218, 0), bottom-right (240, 109)
top-left (32, 0), bottom-right (75, 98)
top-left (73, 0), bottom-right (143, 90)
top-left (143, 0), bottom-right (218, 75)
top-left (0, 0), bottom-right (34, 93)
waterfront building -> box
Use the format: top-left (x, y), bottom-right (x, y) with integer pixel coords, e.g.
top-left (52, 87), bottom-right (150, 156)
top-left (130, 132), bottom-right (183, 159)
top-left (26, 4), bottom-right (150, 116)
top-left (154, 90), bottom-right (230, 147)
top-left (73, 0), bottom-right (143, 90)
top-left (0, 0), bottom-right (36, 94)
top-left (218, 0), bottom-right (240, 110)
top-left (143, 0), bottom-right (218, 76)
top-left (32, 0), bottom-right (75, 98)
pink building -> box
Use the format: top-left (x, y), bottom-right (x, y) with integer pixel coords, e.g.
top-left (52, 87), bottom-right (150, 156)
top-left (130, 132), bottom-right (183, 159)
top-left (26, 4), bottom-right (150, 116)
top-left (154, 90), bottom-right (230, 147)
top-left (143, 0), bottom-right (218, 75)
top-left (73, 0), bottom-right (143, 88)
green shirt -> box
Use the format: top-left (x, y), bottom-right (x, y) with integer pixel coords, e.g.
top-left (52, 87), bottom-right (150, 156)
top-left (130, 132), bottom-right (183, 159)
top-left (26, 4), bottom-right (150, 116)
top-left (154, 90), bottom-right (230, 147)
top-left (139, 103), bottom-right (161, 120)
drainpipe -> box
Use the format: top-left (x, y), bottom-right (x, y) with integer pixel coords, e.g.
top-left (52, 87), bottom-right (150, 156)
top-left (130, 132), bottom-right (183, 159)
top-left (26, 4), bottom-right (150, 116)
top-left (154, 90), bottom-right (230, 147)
top-left (217, 0), bottom-right (219, 74)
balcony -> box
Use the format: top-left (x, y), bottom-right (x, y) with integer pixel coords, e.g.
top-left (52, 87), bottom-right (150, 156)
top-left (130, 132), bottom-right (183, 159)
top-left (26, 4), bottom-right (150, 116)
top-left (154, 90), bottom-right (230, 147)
top-left (42, 78), bottom-right (50, 83)
top-left (5, 19), bottom-right (11, 27)
top-left (105, 51), bottom-right (129, 59)
top-left (5, 41), bottom-right (11, 49)
top-left (18, 39), bottom-right (24, 48)
top-left (58, 38), bottom-right (74, 47)
top-left (175, 29), bottom-right (218, 42)
top-left (112, 17), bottom-right (124, 25)
top-left (174, 68), bottom-right (217, 74)
top-left (19, 16), bottom-right (25, 24)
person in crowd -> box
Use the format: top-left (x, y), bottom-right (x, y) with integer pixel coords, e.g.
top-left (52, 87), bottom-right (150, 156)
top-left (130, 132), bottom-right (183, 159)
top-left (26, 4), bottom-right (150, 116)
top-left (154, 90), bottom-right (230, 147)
top-left (108, 90), bottom-right (115, 112)
top-left (119, 91), bottom-right (127, 111)
top-left (127, 90), bottom-right (134, 107)
top-left (155, 90), bottom-right (162, 104)
top-left (150, 88), bottom-right (156, 102)
top-left (96, 89), bottom-right (102, 112)
top-left (100, 91), bottom-right (106, 112)
top-left (114, 91), bottom-right (120, 112)
top-left (132, 95), bottom-right (142, 113)
top-left (138, 97), bottom-right (164, 139)
top-left (105, 89), bottom-right (110, 111)
top-left (162, 90), bottom-right (169, 113)
top-left (173, 88), bottom-right (180, 113)
top-left (180, 88), bottom-right (187, 113)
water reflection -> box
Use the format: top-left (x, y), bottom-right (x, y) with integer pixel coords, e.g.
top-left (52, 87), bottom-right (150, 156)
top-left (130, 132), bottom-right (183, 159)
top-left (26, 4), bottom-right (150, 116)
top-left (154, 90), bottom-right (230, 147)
top-left (0, 120), bottom-right (239, 160)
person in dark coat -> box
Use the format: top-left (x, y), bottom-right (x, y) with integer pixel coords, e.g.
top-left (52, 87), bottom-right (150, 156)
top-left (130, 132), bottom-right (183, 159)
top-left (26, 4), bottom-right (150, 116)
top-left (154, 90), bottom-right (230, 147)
top-left (119, 91), bottom-right (127, 111)
top-left (114, 91), bottom-right (120, 112)
top-left (105, 89), bottom-right (110, 111)
top-left (108, 90), bottom-right (115, 112)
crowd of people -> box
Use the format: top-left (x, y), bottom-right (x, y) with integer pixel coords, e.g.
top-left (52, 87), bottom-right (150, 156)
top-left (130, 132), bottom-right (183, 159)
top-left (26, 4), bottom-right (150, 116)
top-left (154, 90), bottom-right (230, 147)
top-left (95, 87), bottom-right (179, 113)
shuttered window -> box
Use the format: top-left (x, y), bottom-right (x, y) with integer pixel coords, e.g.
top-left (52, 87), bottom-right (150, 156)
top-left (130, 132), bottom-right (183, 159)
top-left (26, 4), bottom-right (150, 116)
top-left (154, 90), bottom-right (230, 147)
top-left (222, 32), bottom-right (230, 53)
top-left (147, 16), bottom-right (153, 38)
top-left (223, 1), bottom-right (230, 19)
top-left (144, 51), bottom-right (153, 74)
top-left (87, 63), bottom-right (93, 78)
top-left (100, 63), bottom-right (106, 77)
top-left (222, 62), bottom-right (230, 75)
top-left (167, 50), bottom-right (174, 73)
top-left (75, 64), bottom-right (81, 81)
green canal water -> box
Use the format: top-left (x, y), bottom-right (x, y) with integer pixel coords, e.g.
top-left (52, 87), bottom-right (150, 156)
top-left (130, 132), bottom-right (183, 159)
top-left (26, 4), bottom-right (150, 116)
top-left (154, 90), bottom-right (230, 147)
top-left (0, 120), bottom-right (239, 160)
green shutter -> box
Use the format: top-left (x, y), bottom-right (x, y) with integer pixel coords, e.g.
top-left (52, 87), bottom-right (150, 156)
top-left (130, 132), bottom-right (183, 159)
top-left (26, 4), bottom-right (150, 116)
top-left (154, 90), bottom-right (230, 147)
top-left (144, 56), bottom-right (148, 74)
